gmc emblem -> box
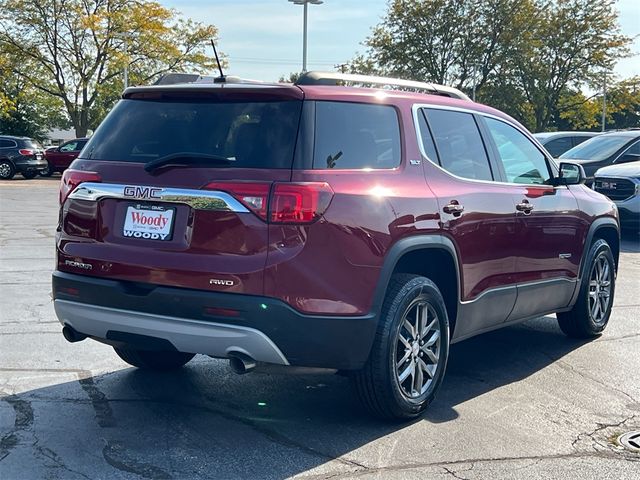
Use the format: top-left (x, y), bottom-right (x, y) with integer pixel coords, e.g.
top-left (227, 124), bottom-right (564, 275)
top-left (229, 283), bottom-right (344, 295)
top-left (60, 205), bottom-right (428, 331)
top-left (123, 186), bottom-right (162, 199)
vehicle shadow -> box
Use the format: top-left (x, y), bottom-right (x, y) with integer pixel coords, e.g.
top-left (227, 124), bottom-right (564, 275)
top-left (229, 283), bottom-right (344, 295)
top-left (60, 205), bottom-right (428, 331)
top-left (0, 317), bottom-right (587, 479)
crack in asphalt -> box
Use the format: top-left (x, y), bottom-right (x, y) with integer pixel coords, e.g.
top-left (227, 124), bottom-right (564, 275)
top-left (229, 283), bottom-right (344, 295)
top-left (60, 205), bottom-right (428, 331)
top-left (571, 413), bottom-right (638, 454)
top-left (102, 441), bottom-right (172, 480)
top-left (0, 394), bottom-right (34, 462)
top-left (297, 450), bottom-right (640, 479)
top-left (553, 359), bottom-right (640, 405)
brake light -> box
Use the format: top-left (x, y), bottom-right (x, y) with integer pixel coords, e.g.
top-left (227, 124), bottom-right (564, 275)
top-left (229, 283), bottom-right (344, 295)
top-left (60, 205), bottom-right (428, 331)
top-left (59, 169), bottom-right (101, 205)
top-left (18, 149), bottom-right (34, 156)
top-left (203, 181), bottom-right (334, 224)
top-left (204, 182), bottom-right (271, 220)
top-left (270, 182), bottom-right (333, 223)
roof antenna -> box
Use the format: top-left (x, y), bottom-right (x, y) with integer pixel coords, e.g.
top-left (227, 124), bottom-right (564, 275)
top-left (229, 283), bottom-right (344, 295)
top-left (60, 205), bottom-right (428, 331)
top-left (210, 39), bottom-right (226, 83)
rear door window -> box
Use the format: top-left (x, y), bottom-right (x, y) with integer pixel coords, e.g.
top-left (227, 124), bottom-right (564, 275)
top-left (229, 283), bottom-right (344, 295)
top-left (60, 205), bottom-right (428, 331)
top-left (81, 98), bottom-right (302, 169)
top-left (423, 109), bottom-right (493, 181)
top-left (0, 139), bottom-right (16, 148)
top-left (313, 101), bottom-right (401, 169)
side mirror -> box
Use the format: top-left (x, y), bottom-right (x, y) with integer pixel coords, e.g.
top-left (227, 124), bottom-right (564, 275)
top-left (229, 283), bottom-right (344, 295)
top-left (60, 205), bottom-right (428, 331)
top-left (556, 162), bottom-right (586, 186)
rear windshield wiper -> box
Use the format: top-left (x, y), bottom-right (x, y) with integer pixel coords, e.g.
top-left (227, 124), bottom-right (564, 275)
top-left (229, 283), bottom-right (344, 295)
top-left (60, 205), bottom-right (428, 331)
top-left (144, 152), bottom-right (233, 173)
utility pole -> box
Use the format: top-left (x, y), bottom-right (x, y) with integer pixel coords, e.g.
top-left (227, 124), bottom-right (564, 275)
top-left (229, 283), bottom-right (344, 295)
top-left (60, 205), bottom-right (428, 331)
top-left (289, 0), bottom-right (323, 73)
top-left (601, 71), bottom-right (607, 132)
top-left (124, 36), bottom-right (129, 88)
top-left (335, 63), bottom-right (348, 73)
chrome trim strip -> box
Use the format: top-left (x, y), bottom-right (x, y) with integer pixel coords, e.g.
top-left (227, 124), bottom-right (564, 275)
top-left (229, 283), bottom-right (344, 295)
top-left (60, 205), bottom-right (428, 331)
top-left (68, 182), bottom-right (250, 212)
top-left (54, 299), bottom-right (289, 365)
top-left (460, 277), bottom-right (577, 305)
top-left (411, 104), bottom-right (560, 188)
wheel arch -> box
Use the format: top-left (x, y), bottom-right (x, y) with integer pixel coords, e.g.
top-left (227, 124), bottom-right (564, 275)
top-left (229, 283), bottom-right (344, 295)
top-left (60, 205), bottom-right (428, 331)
top-left (372, 235), bottom-right (461, 336)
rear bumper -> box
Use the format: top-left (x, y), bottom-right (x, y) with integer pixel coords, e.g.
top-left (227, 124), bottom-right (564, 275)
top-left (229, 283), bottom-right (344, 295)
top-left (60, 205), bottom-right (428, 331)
top-left (14, 156), bottom-right (47, 172)
top-left (52, 271), bottom-right (378, 370)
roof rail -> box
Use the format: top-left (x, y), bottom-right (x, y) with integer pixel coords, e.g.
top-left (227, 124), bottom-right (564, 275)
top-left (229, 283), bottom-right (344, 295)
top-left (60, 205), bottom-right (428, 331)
top-left (295, 71), bottom-right (471, 101)
top-left (153, 72), bottom-right (264, 86)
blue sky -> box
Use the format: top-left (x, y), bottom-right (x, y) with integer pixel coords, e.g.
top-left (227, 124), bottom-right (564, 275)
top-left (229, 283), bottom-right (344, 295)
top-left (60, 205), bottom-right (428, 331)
top-left (164, 0), bottom-right (639, 82)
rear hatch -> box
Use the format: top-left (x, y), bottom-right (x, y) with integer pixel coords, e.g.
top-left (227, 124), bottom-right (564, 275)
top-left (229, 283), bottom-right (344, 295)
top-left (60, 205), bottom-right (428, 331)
top-left (57, 84), bottom-right (304, 295)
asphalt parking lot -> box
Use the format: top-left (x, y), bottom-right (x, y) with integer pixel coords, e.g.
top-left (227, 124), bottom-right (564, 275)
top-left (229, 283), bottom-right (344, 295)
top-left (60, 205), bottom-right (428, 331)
top-left (1, 177), bottom-right (639, 479)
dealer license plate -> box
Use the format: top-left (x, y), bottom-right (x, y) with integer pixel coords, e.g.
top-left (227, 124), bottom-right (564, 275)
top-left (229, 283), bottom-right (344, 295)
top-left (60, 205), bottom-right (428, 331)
top-left (123, 204), bottom-right (175, 241)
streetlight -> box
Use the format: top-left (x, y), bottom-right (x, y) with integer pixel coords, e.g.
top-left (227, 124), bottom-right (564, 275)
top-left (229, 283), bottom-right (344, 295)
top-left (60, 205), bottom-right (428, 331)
top-left (288, 0), bottom-right (323, 73)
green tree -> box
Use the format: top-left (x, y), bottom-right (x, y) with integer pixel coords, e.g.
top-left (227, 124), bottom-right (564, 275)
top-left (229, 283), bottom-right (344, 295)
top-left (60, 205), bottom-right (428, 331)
top-left (351, 0), bottom-right (631, 132)
top-left (503, 0), bottom-right (630, 131)
top-left (350, 0), bottom-right (535, 92)
top-left (0, 0), bottom-right (219, 137)
top-left (606, 76), bottom-right (640, 129)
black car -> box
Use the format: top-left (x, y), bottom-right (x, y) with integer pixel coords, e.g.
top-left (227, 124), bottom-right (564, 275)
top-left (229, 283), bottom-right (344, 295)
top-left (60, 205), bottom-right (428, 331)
top-left (0, 135), bottom-right (48, 179)
top-left (559, 130), bottom-right (640, 185)
top-left (533, 131), bottom-right (599, 157)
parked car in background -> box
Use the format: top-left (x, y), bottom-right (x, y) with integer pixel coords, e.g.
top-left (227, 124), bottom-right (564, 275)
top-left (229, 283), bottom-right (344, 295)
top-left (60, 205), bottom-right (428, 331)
top-left (593, 162), bottom-right (640, 232)
top-left (0, 135), bottom-right (47, 179)
top-left (41, 138), bottom-right (88, 176)
top-left (559, 130), bottom-right (640, 185)
top-left (533, 131), bottom-right (599, 157)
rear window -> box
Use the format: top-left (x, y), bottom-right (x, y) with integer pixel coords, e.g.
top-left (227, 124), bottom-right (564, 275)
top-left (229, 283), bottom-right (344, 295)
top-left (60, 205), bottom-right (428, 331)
top-left (23, 139), bottom-right (43, 149)
top-left (313, 101), bottom-right (401, 169)
top-left (81, 98), bottom-right (302, 169)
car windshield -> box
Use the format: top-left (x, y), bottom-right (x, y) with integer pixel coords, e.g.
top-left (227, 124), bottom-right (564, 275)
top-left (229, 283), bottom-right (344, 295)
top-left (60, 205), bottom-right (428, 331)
top-left (560, 135), bottom-right (630, 161)
top-left (81, 98), bottom-right (302, 169)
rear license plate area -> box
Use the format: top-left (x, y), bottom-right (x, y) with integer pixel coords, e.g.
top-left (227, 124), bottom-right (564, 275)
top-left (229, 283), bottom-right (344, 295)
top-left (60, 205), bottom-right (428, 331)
top-left (123, 204), bottom-right (175, 241)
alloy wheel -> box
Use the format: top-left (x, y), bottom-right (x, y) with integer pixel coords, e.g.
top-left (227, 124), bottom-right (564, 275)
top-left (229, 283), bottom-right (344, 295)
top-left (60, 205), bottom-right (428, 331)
top-left (589, 253), bottom-right (612, 325)
top-left (0, 162), bottom-right (11, 178)
top-left (394, 298), bottom-right (441, 398)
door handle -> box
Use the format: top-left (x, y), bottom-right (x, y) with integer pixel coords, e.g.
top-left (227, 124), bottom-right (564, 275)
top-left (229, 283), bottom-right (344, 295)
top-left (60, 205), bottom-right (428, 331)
top-left (516, 200), bottom-right (534, 214)
top-left (443, 201), bottom-right (464, 216)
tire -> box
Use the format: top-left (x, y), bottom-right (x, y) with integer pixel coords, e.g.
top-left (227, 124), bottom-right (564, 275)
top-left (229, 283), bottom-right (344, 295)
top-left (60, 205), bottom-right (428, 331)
top-left (0, 160), bottom-right (15, 180)
top-left (114, 347), bottom-right (195, 371)
top-left (557, 238), bottom-right (615, 338)
top-left (22, 171), bottom-right (38, 179)
top-left (352, 274), bottom-right (450, 420)
top-left (40, 162), bottom-right (54, 177)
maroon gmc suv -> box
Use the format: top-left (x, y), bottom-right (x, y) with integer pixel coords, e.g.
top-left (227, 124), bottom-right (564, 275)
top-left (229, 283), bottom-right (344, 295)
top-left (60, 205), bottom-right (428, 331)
top-left (53, 72), bottom-right (620, 419)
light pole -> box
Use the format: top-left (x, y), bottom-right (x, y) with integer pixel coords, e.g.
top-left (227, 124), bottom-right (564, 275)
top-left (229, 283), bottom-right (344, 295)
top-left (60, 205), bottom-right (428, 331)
top-left (601, 71), bottom-right (607, 132)
top-left (289, 0), bottom-right (323, 73)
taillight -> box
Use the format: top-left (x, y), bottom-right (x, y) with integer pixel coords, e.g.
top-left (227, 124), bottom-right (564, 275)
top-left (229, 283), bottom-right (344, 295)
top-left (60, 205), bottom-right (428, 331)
top-left (59, 169), bottom-right (101, 205)
top-left (270, 182), bottom-right (333, 223)
top-left (203, 181), bottom-right (334, 224)
top-left (204, 181), bottom-right (271, 221)
top-left (18, 149), bottom-right (34, 156)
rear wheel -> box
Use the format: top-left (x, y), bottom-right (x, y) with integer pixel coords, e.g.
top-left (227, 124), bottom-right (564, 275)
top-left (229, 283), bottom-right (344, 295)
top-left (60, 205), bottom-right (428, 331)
top-left (114, 347), bottom-right (195, 370)
top-left (0, 160), bottom-right (15, 180)
top-left (22, 171), bottom-right (38, 179)
top-left (557, 239), bottom-right (615, 338)
top-left (352, 274), bottom-right (450, 420)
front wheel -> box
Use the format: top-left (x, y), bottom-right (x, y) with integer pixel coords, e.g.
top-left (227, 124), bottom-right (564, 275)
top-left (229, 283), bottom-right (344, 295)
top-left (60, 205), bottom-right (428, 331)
top-left (557, 238), bottom-right (615, 338)
top-left (114, 347), bottom-right (195, 371)
top-left (352, 274), bottom-right (450, 420)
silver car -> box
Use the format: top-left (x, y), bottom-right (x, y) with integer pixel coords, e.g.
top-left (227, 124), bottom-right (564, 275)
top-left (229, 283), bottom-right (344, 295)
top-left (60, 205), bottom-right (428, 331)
top-left (593, 162), bottom-right (640, 232)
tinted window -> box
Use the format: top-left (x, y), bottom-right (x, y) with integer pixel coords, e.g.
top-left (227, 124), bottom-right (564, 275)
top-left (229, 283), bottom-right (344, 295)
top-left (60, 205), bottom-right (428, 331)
top-left (560, 135), bottom-right (630, 161)
top-left (572, 136), bottom-right (592, 147)
top-left (424, 109), bottom-right (493, 181)
top-left (82, 98), bottom-right (302, 169)
top-left (23, 139), bottom-right (42, 149)
top-left (485, 118), bottom-right (550, 185)
top-left (544, 137), bottom-right (573, 157)
top-left (0, 139), bottom-right (16, 148)
top-left (313, 101), bottom-right (401, 169)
